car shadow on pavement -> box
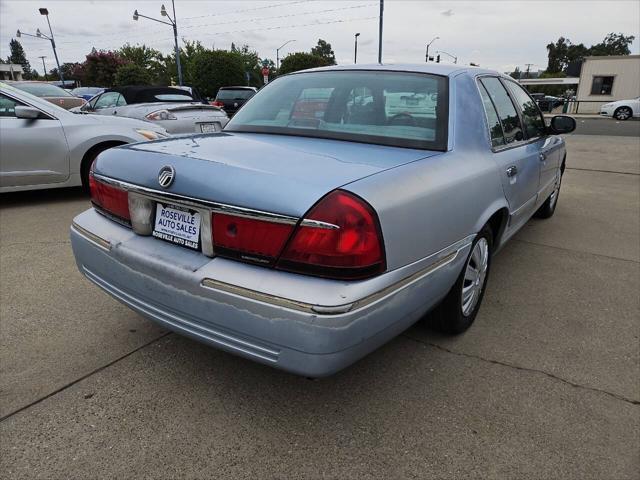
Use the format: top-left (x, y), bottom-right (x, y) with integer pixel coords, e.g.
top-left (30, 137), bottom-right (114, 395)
top-left (0, 187), bottom-right (88, 208)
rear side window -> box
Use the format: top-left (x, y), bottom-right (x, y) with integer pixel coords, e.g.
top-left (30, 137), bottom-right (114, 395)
top-left (216, 89), bottom-right (255, 100)
top-left (479, 77), bottom-right (523, 145)
top-left (505, 81), bottom-right (546, 139)
top-left (478, 83), bottom-right (505, 148)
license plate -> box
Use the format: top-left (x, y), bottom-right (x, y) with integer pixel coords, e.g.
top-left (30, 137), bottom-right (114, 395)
top-left (200, 123), bottom-right (217, 133)
top-left (152, 203), bottom-right (201, 251)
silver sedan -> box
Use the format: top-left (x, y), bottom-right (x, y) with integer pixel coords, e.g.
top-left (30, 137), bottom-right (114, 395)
top-left (0, 82), bottom-right (168, 193)
top-left (77, 86), bottom-right (229, 134)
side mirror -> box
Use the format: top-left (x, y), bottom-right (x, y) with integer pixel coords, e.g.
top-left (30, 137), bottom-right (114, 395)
top-left (15, 106), bottom-right (41, 120)
top-left (549, 115), bottom-right (576, 134)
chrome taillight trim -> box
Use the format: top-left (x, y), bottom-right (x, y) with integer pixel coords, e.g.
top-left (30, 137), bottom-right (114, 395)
top-left (299, 219), bottom-right (340, 230)
top-left (92, 173), bottom-right (299, 226)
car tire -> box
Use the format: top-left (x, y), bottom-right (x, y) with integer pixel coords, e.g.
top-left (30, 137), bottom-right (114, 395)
top-left (427, 225), bottom-right (493, 335)
top-left (614, 106), bottom-right (632, 121)
top-left (80, 143), bottom-right (122, 194)
top-left (534, 170), bottom-right (563, 219)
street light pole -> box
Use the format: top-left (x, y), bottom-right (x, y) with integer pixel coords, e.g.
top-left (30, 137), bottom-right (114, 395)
top-left (16, 28), bottom-right (62, 82)
top-left (354, 33), bottom-right (360, 64)
top-left (276, 39), bottom-right (295, 71)
top-left (38, 56), bottom-right (47, 80)
top-left (377, 0), bottom-right (384, 63)
top-left (437, 50), bottom-right (458, 64)
top-left (425, 36), bottom-right (439, 62)
top-left (39, 8), bottom-right (64, 84)
top-left (133, 1), bottom-right (183, 85)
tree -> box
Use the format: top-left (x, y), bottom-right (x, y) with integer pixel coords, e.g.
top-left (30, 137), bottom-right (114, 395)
top-left (545, 36), bottom-right (570, 73)
top-left (310, 39), bottom-right (336, 65)
top-left (190, 49), bottom-right (245, 98)
top-left (589, 32), bottom-right (635, 56)
top-left (115, 63), bottom-right (152, 86)
top-left (279, 52), bottom-right (330, 75)
top-left (509, 67), bottom-right (522, 80)
top-left (118, 43), bottom-right (167, 85)
top-left (76, 49), bottom-right (129, 87)
top-left (6, 38), bottom-right (34, 79)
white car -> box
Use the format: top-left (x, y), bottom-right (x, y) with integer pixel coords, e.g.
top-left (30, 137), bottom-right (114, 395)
top-left (0, 82), bottom-right (168, 193)
top-left (599, 97), bottom-right (640, 120)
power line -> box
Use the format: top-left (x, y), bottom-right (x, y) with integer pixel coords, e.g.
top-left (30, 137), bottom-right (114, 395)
top-left (183, 15), bottom-right (379, 41)
top-left (181, 3), bottom-right (376, 31)
top-left (181, 0), bottom-right (313, 21)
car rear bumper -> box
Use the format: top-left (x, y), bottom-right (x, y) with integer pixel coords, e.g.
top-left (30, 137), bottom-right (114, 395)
top-left (70, 209), bottom-right (470, 377)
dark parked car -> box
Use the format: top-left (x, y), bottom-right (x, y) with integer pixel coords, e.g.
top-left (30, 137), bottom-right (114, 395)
top-left (212, 86), bottom-right (258, 116)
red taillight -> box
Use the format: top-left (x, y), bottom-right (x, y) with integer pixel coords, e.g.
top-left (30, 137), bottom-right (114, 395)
top-left (89, 174), bottom-right (130, 222)
top-left (211, 100), bottom-right (224, 108)
top-left (212, 213), bottom-right (293, 263)
top-left (277, 190), bottom-right (385, 279)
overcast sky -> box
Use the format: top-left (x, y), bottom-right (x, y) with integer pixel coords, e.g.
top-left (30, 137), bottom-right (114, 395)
top-left (1, 0), bottom-right (638, 76)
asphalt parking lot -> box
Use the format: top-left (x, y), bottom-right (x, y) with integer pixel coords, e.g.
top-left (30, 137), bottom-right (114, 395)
top-left (1, 131), bottom-right (639, 478)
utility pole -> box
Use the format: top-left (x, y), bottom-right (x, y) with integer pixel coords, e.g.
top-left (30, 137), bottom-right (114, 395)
top-left (378, 0), bottom-right (384, 63)
top-left (276, 40), bottom-right (295, 71)
top-left (354, 33), bottom-right (360, 64)
top-left (38, 56), bottom-right (47, 81)
top-left (524, 63), bottom-right (534, 79)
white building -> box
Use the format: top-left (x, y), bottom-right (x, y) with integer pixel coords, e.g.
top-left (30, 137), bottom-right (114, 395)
top-left (0, 64), bottom-right (24, 81)
top-left (575, 55), bottom-right (640, 113)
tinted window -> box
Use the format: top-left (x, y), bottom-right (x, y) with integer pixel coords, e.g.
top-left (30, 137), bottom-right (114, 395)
top-left (0, 93), bottom-right (21, 117)
top-left (478, 83), bottom-right (505, 147)
top-left (217, 89), bottom-right (255, 100)
top-left (505, 81), bottom-right (546, 139)
top-left (14, 82), bottom-right (73, 97)
top-left (71, 87), bottom-right (102, 96)
top-left (480, 77), bottom-right (523, 144)
top-left (227, 71), bottom-right (448, 150)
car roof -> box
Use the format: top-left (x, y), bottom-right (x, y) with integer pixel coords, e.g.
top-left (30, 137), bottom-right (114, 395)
top-left (299, 63), bottom-right (502, 78)
top-left (219, 86), bottom-right (257, 90)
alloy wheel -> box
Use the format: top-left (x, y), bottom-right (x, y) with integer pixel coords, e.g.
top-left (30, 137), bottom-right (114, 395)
top-left (461, 238), bottom-right (489, 317)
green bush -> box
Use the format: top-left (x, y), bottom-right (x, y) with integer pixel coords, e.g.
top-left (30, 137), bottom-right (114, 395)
top-left (114, 63), bottom-right (152, 86)
top-left (191, 50), bottom-right (245, 98)
top-left (278, 53), bottom-right (330, 75)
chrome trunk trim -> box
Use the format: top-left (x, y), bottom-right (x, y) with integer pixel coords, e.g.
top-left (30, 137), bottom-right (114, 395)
top-left (92, 173), bottom-right (299, 226)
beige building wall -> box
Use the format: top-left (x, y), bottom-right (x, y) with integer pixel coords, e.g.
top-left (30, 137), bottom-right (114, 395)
top-left (575, 55), bottom-right (640, 113)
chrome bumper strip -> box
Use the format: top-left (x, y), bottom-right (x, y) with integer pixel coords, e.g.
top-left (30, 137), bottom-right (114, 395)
top-left (71, 222), bottom-right (111, 251)
top-left (201, 234), bottom-right (475, 316)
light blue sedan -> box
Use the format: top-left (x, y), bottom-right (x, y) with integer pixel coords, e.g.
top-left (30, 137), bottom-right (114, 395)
top-left (70, 64), bottom-right (576, 377)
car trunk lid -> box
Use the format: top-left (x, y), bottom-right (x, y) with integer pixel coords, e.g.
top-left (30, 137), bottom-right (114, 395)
top-left (94, 132), bottom-right (441, 218)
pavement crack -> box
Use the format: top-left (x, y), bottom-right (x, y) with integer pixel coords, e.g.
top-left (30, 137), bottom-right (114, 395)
top-left (402, 333), bottom-right (640, 406)
top-left (1, 240), bottom-right (71, 247)
top-left (512, 238), bottom-right (639, 264)
top-left (0, 332), bottom-right (172, 423)
top-left (565, 166), bottom-right (640, 176)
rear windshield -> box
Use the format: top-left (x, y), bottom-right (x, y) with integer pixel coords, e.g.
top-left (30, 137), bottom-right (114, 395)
top-left (154, 93), bottom-right (194, 101)
top-left (226, 70), bottom-right (448, 150)
top-left (217, 89), bottom-right (255, 100)
top-left (15, 83), bottom-right (73, 97)
top-left (72, 87), bottom-right (102, 96)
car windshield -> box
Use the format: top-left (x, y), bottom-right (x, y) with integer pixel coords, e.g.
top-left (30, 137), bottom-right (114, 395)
top-left (72, 87), bottom-right (102, 96)
top-left (15, 82), bottom-right (73, 97)
top-left (226, 70), bottom-right (448, 150)
top-left (217, 89), bottom-right (255, 100)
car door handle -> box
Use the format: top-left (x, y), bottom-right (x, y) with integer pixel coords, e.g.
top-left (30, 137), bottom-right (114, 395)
top-left (539, 152), bottom-right (547, 162)
top-left (506, 166), bottom-right (517, 177)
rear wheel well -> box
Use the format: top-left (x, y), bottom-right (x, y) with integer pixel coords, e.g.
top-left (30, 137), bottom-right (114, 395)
top-left (80, 141), bottom-right (126, 191)
top-left (486, 208), bottom-right (509, 250)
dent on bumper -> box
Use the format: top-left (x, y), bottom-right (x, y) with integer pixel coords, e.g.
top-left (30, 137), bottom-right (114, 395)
top-left (70, 209), bottom-right (470, 376)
